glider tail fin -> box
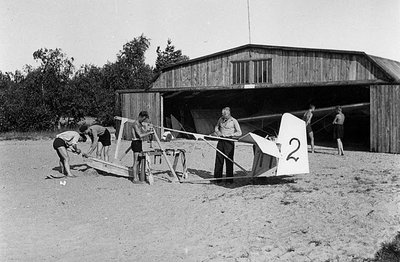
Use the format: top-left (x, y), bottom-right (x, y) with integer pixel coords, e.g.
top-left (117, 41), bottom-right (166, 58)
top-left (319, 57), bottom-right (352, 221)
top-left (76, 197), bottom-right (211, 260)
top-left (276, 113), bottom-right (310, 176)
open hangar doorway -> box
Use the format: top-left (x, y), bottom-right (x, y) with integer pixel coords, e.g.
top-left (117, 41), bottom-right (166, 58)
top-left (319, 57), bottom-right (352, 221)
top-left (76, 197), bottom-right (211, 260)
top-left (161, 85), bottom-right (370, 149)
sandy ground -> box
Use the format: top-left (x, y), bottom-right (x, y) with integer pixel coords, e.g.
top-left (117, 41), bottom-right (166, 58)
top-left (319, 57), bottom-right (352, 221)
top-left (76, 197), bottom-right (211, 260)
top-left (1, 138), bottom-right (400, 261)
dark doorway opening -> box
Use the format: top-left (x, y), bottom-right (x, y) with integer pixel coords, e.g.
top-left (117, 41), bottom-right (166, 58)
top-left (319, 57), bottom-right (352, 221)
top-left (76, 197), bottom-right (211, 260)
top-left (162, 85), bottom-right (370, 149)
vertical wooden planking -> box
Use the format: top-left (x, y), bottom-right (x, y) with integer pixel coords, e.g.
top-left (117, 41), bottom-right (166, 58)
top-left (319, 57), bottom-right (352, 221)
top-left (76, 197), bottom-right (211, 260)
top-left (341, 55), bottom-right (349, 80)
top-left (389, 86), bottom-right (394, 152)
top-left (374, 86), bottom-right (378, 151)
top-left (369, 86), bottom-right (374, 151)
top-left (310, 52), bottom-right (315, 82)
top-left (160, 94), bottom-right (164, 137)
top-left (381, 86), bottom-right (386, 152)
top-left (370, 86), bottom-right (374, 151)
top-left (276, 50), bottom-right (283, 83)
top-left (377, 86), bottom-right (382, 152)
top-left (319, 53), bottom-right (324, 82)
top-left (349, 55), bottom-right (356, 80)
top-left (298, 52), bottom-right (304, 82)
top-left (396, 86), bottom-right (400, 152)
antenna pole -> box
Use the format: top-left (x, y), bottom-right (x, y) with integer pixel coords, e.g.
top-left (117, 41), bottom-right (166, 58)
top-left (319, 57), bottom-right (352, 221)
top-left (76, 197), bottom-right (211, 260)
top-left (247, 0), bottom-right (252, 44)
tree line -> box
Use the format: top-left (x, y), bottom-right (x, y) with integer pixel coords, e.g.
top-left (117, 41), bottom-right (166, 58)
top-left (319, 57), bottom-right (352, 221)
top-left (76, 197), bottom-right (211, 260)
top-left (0, 35), bottom-right (188, 132)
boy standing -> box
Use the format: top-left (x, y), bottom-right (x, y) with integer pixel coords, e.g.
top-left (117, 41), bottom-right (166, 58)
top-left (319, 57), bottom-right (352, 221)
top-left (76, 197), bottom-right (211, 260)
top-left (333, 106), bottom-right (345, 155)
top-left (131, 111), bottom-right (154, 183)
top-left (303, 104), bottom-right (316, 153)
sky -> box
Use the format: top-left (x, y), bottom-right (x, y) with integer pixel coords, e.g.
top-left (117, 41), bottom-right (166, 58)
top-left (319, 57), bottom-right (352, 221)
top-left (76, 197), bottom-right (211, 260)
top-left (1, 0), bottom-right (400, 73)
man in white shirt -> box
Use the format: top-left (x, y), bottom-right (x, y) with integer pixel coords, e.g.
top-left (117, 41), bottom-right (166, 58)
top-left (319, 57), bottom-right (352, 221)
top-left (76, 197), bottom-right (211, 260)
top-left (213, 107), bottom-right (242, 183)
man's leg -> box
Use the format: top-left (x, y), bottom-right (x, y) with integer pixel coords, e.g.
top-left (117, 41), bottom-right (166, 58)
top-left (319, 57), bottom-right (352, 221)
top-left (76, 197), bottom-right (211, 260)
top-left (57, 147), bottom-right (73, 177)
top-left (96, 142), bottom-right (103, 159)
top-left (309, 132), bottom-right (315, 153)
top-left (56, 150), bottom-right (65, 174)
top-left (225, 141), bottom-right (235, 183)
top-left (59, 160), bottom-right (65, 174)
top-left (103, 146), bottom-right (110, 162)
top-left (338, 139), bottom-right (344, 155)
top-left (336, 138), bottom-right (341, 154)
top-left (214, 141), bottom-right (224, 182)
top-left (132, 152), bottom-right (140, 181)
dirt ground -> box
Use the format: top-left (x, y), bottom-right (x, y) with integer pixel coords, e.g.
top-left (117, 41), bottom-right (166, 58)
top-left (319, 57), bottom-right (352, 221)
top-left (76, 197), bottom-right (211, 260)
top-left (1, 138), bottom-right (399, 261)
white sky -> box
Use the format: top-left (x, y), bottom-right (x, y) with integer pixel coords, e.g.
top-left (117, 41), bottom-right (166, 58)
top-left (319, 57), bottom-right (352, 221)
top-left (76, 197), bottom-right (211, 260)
top-left (1, 0), bottom-right (400, 73)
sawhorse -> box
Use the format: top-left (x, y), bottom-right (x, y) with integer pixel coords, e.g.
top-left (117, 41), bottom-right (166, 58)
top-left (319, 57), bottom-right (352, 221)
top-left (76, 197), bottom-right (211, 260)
top-left (140, 149), bottom-right (188, 181)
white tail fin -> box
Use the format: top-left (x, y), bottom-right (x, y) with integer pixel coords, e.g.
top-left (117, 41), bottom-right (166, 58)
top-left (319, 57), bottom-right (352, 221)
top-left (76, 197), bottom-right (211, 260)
top-left (276, 113), bottom-right (309, 176)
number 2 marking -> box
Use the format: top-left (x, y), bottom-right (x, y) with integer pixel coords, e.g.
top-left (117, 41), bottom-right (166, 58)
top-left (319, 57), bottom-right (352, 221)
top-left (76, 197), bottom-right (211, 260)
top-left (286, 138), bottom-right (300, 162)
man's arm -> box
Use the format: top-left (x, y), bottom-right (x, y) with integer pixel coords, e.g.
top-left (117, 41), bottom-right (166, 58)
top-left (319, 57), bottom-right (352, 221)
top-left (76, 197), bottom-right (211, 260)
top-left (134, 122), bottom-right (153, 139)
top-left (232, 119), bottom-right (242, 137)
top-left (305, 112), bottom-right (312, 125)
top-left (70, 144), bottom-right (81, 154)
top-left (214, 118), bottom-right (222, 136)
top-left (333, 114), bottom-right (339, 124)
top-left (84, 128), bottom-right (98, 156)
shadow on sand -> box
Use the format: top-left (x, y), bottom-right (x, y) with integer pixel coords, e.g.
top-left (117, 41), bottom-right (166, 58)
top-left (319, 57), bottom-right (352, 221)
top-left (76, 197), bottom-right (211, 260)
top-left (51, 163), bottom-right (91, 173)
top-left (186, 168), bottom-right (296, 188)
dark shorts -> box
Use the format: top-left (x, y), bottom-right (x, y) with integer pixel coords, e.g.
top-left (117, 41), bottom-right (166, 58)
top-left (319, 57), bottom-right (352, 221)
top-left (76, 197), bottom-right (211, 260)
top-left (98, 129), bottom-right (111, 146)
top-left (333, 124), bottom-right (344, 139)
top-left (131, 140), bottom-right (143, 153)
top-left (306, 124), bottom-right (313, 134)
top-left (53, 137), bottom-right (67, 150)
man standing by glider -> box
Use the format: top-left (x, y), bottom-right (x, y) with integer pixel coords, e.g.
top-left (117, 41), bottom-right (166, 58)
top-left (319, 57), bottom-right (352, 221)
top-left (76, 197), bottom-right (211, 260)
top-left (303, 104), bottom-right (315, 153)
top-left (213, 107), bottom-right (242, 183)
top-left (333, 106), bottom-right (345, 156)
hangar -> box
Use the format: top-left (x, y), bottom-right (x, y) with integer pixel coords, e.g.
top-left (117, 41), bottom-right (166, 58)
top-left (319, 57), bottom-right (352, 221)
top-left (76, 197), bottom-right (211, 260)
top-left (116, 44), bottom-right (400, 153)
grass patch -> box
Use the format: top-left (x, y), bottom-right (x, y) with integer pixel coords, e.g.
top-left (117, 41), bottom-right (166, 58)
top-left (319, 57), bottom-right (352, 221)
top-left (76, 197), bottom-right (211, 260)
top-left (373, 232), bottom-right (400, 262)
top-left (0, 129), bottom-right (69, 141)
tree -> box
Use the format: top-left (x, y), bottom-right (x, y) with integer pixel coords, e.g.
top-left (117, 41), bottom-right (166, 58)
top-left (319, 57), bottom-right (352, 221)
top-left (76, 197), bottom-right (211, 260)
top-left (94, 35), bottom-right (154, 125)
top-left (154, 39), bottom-right (189, 74)
top-left (32, 48), bottom-right (84, 126)
top-left (112, 34), bottom-right (154, 90)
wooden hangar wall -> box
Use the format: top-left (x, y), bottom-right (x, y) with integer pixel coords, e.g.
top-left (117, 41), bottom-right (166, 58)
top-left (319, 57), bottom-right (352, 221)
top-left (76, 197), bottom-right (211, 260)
top-left (151, 45), bottom-right (390, 89)
top-left (117, 45), bottom-right (400, 153)
top-left (370, 85), bottom-right (400, 153)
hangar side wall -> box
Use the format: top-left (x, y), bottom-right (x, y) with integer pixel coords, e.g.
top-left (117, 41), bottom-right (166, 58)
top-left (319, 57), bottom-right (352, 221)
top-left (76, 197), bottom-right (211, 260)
top-left (119, 92), bottom-right (162, 140)
top-left (152, 48), bottom-right (388, 89)
top-left (370, 85), bottom-right (400, 153)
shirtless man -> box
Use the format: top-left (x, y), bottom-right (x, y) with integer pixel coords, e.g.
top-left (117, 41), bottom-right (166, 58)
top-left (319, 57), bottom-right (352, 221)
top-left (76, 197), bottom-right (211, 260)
top-left (53, 130), bottom-right (87, 177)
top-left (80, 124), bottom-right (111, 161)
top-left (303, 104), bottom-right (316, 153)
top-left (131, 111), bottom-right (154, 182)
top-left (333, 106), bottom-right (345, 155)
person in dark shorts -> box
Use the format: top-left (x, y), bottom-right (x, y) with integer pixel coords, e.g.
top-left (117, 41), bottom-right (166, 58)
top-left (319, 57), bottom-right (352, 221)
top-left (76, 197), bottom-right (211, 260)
top-left (130, 111), bottom-right (154, 183)
top-left (303, 104), bottom-right (316, 153)
top-left (53, 131), bottom-right (87, 177)
top-left (333, 106), bottom-right (345, 155)
top-left (80, 124), bottom-right (111, 161)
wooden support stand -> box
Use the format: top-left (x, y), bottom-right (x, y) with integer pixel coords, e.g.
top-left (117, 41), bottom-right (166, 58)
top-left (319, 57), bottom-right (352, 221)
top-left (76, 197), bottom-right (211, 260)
top-left (86, 157), bottom-right (133, 178)
top-left (139, 149), bottom-right (188, 181)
